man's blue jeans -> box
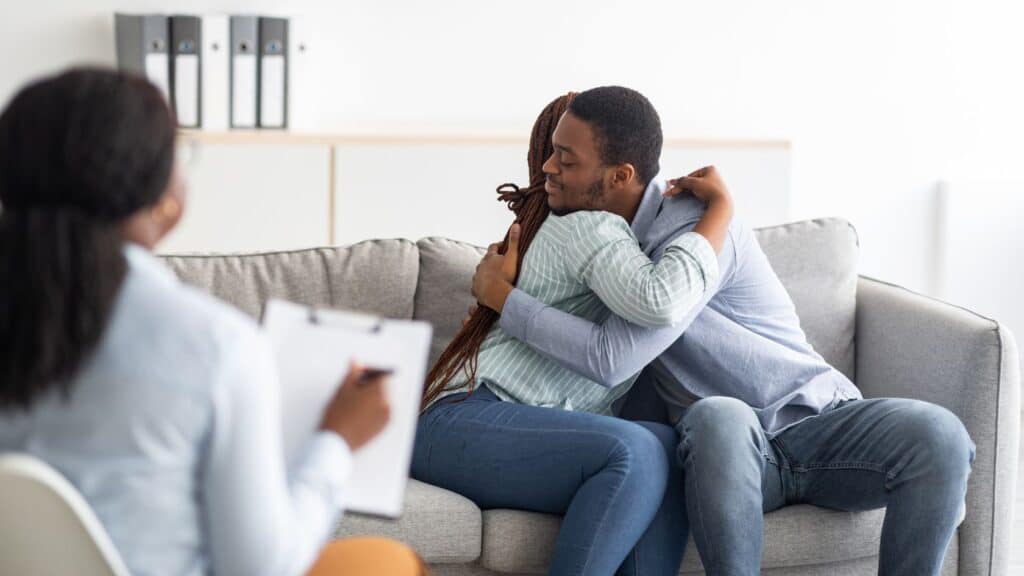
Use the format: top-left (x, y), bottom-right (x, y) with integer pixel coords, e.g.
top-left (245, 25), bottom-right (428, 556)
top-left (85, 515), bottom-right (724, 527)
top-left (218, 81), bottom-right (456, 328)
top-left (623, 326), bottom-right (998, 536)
top-left (676, 396), bottom-right (976, 575)
top-left (411, 385), bottom-right (687, 576)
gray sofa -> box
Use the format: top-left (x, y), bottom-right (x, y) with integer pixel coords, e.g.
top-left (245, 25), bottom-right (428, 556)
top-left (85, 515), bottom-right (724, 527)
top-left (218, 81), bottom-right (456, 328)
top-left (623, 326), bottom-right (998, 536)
top-left (162, 218), bottom-right (1021, 576)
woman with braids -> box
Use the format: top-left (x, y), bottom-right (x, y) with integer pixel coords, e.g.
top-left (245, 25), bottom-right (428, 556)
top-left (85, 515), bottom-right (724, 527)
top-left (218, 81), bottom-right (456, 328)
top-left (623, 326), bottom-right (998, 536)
top-left (0, 68), bottom-right (424, 576)
top-left (412, 88), bottom-right (733, 576)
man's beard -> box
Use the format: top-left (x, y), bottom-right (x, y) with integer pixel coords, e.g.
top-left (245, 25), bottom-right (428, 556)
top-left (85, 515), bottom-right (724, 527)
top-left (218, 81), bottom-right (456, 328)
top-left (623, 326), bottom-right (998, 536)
top-left (549, 175), bottom-right (606, 216)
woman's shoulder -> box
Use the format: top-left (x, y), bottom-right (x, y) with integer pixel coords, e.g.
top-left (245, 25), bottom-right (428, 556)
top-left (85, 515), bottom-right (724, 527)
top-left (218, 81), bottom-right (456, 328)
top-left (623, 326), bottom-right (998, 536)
top-left (551, 210), bottom-right (634, 246)
top-left (117, 248), bottom-right (263, 369)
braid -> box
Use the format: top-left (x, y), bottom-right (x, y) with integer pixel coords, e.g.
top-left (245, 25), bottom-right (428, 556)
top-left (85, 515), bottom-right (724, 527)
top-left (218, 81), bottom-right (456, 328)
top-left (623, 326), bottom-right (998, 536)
top-left (422, 93), bottom-right (576, 409)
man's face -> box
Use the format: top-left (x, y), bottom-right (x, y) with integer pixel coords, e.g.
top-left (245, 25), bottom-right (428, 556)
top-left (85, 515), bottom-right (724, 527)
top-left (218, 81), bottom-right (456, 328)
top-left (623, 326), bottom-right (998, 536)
top-left (542, 112), bottom-right (609, 216)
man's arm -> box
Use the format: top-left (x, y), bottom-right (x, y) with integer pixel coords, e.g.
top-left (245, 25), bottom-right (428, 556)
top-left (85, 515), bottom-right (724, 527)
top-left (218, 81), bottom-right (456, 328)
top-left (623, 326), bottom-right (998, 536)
top-left (500, 231), bottom-right (735, 387)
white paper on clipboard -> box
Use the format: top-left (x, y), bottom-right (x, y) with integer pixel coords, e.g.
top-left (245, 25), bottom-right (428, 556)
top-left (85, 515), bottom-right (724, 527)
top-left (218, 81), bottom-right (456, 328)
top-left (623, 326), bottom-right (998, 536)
top-left (261, 299), bottom-right (432, 518)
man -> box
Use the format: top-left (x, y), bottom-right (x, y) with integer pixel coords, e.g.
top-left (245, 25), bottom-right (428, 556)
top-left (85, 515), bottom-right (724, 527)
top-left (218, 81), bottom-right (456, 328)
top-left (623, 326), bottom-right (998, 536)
top-left (472, 85), bottom-right (975, 576)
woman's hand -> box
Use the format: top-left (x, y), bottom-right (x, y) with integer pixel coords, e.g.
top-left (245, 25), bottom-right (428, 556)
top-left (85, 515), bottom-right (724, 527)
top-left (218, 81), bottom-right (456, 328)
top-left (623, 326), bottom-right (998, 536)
top-left (664, 165), bottom-right (732, 205)
top-left (471, 223), bottom-right (521, 313)
top-left (320, 362), bottom-right (392, 451)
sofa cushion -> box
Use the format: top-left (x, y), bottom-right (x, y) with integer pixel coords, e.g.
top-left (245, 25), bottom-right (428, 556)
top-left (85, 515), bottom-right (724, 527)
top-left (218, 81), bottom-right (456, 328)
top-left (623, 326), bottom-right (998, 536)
top-left (413, 219), bottom-right (859, 380)
top-left (414, 237), bottom-right (487, 367)
top-left (755, 218), bottom-right (859, 380)
top-left (333, 479), bottom-right (482, 564)
top-left (479, 505), bottom-right (888, 573)
top-left (161, 240), bottom-right (420, 320)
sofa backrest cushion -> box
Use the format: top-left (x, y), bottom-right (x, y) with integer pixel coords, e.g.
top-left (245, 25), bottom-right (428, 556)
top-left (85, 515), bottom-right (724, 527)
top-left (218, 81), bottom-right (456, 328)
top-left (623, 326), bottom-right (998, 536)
top-left (754, 218), bottom-right (859, 380)
top-left (414, 218), bottom-right (859, 380)
top-left (161, 240), bottom-right (420, 321)
top-left (413, 238), bottom-right (487, 368)
top-left (160, 218), bottom-right (859, 382)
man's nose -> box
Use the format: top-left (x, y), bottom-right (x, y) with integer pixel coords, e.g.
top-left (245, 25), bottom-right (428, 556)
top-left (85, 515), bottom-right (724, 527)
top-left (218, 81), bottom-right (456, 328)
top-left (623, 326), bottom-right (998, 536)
top-left (542, 153), bottom-right (558, 176)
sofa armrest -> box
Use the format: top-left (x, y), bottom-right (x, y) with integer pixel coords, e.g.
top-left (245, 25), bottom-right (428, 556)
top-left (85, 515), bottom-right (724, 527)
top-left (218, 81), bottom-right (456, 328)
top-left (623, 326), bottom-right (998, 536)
top-left (855, 276), bottom-right (1020, 576)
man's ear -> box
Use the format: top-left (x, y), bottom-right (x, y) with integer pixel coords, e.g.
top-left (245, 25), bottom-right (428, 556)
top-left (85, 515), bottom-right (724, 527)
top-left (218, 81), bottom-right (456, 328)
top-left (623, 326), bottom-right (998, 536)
top-left (610, 163), bottom-right (637, 189)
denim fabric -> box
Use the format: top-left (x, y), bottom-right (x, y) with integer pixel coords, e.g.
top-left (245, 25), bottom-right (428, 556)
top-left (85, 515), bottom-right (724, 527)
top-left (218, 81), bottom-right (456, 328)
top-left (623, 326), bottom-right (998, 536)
top-left (676, 396), bottom-right (975, 576)
top-left (412, 386), bottom-right (687, 576)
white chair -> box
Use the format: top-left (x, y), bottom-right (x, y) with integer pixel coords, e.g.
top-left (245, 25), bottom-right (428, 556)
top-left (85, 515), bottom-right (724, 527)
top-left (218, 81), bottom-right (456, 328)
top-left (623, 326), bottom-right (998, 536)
top-left (0, 453), bottom-right (129, 576)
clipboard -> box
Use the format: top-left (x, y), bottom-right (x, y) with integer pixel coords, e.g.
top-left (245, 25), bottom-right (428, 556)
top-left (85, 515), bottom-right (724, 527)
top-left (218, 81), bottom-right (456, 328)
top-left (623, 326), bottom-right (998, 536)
top-left (261, 299), bottom-right (432, 518)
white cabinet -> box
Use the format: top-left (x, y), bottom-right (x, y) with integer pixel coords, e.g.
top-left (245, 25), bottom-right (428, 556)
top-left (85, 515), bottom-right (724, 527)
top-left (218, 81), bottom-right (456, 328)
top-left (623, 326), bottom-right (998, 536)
top-left (333, 141), bottom-right (525, 247)
top-left (159, 132), bottom-right (790, 253)
top-left (161, 139), bottom-right (331, 253)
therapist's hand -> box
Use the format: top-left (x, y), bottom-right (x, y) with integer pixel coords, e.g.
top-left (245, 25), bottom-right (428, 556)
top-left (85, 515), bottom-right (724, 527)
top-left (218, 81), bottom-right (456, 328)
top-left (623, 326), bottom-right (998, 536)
top-left (320, 362), bottom-right (391, 451)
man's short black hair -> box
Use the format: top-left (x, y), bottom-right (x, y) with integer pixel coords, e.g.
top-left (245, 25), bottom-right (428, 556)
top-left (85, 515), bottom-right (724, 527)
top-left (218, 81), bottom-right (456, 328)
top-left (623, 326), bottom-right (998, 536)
top-left (568, 86), bottom-right (662, 187)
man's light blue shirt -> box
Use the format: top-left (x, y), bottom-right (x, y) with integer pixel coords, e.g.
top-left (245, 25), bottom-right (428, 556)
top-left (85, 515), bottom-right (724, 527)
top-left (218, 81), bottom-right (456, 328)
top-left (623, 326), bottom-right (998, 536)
top-left (499, 178), bottom-right (862, 434)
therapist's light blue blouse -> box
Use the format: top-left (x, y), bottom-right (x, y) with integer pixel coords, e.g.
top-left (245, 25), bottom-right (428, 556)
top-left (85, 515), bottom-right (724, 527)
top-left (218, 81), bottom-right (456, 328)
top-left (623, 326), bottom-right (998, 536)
top-left (0, 243), bottom-right (352, 576)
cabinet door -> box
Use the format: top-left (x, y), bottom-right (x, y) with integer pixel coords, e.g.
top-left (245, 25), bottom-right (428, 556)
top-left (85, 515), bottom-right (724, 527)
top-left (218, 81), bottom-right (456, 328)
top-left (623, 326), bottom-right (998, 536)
top-left (333, 142), bottom-right (525, 247)
top-left (333, 141), bottom-right (791, 248)
top-left (160, 142), bottom-right (331, 253)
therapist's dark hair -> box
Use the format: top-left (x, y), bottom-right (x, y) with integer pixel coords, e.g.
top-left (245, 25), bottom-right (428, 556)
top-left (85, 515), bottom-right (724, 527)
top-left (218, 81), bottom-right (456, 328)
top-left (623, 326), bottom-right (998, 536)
top-left (0, 68), bottom-right (176, 409)
top-left (422, 92), bottom-right (576, 409)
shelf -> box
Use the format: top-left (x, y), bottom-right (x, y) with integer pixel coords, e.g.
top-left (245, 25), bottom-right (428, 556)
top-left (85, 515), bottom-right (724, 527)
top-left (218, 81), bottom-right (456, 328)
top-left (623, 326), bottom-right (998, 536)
top-left (177, 129), bottom-right (790, 149)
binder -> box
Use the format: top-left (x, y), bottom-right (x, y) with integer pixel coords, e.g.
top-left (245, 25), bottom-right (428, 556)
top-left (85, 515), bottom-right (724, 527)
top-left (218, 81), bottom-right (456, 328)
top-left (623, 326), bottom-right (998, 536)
top-left (114, 14), bottom-right (171, 102)
top-left (258, 17), bottom-right (288, 129)
top-left (200, 15), bottom-right (229, 130)
top-left (170, 16), bottom-right (201, 128)
top-left (229, 16), bottom-right (258, 128)
top-left (288, 17), bottom-right (319, 132)
top-left (261, 299), bottom-right (432, 518)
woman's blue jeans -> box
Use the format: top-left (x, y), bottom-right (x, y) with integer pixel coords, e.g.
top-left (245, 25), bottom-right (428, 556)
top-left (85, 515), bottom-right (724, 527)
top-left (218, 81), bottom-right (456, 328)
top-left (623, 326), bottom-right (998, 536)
top-left (411, 386), bottom-right (687, 576)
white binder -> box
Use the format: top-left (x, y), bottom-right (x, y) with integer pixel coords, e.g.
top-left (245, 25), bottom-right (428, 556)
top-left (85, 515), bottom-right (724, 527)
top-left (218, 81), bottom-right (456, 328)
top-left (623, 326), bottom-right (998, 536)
top-left (261, 299), bottom-right (432, 518)
top-left (287, 17), bottom-right (320, 132)
top-left (201, 15), bottom-right (229, 131)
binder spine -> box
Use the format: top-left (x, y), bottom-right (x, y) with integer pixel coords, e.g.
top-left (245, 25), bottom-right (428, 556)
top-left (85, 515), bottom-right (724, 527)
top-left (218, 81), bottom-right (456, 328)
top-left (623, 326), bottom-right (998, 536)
top-left (170, 16), bottom-right (201, 128)
top-left (258, 17), bottom-right (288, 129)
top-left (229, 16), bottom-right (259, 128)
top-left (200, 15), bottom-right (230, 131)
top-left (115, 14), bottom-right (170, 103)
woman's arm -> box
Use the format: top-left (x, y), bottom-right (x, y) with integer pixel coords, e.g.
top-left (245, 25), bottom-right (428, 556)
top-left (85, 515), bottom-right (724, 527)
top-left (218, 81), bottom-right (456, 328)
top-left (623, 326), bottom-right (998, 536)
top-left (565, 209), bottom-right (723, 328)
top-left (203, 330), bottom-right (351, 576)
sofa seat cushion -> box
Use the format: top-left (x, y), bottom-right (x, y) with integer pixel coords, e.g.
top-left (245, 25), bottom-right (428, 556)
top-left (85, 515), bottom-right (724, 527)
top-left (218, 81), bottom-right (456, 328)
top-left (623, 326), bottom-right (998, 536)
top-left (161, 239), bottom-right (420, 320)
top-left (479, 505), bottom-right (889, 574)
top-left (333, 479), bottom-right (482, 564)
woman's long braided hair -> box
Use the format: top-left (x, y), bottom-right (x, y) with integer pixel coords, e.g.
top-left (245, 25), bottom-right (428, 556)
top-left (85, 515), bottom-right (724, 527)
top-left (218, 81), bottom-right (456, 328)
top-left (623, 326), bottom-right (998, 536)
top-left (421, 93), bottom-right (576, 409)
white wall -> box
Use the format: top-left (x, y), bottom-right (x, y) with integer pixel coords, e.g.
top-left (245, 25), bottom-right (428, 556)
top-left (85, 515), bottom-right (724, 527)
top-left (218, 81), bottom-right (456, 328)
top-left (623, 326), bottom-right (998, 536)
top-left (1, 0), bottom-right (1022, 337)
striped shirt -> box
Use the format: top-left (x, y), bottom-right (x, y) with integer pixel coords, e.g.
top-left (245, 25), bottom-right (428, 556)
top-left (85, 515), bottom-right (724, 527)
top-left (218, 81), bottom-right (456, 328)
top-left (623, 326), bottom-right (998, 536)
top-left (434, 209), bottom-right (719, 415)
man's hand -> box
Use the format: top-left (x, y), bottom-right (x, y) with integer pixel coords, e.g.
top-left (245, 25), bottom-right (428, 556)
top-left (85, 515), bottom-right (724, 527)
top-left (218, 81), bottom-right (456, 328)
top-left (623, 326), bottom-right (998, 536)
top-left (664, 165), bottom-right (731, 204)
top-left (471, 223), bottom-right (521, 313)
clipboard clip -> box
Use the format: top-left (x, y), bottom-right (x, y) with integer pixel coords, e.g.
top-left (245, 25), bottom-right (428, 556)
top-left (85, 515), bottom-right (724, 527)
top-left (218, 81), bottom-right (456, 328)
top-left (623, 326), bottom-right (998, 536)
top-left (307, 306), bottom-right (384, 333)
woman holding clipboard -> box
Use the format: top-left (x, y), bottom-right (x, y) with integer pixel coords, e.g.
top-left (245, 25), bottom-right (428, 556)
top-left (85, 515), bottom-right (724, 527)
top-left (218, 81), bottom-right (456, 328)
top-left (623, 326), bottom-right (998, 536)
top-left (0, 68), bottom-right (424, 576)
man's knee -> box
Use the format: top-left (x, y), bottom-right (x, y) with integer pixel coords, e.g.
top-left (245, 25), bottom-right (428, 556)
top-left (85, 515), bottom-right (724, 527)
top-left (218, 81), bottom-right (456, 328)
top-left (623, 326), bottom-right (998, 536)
top-left (679, 397), bottom-right (760, 443)
top-left (896, 400), bottom-right (975, 482)
top-left (677, 397), bottom-right (762, 464)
